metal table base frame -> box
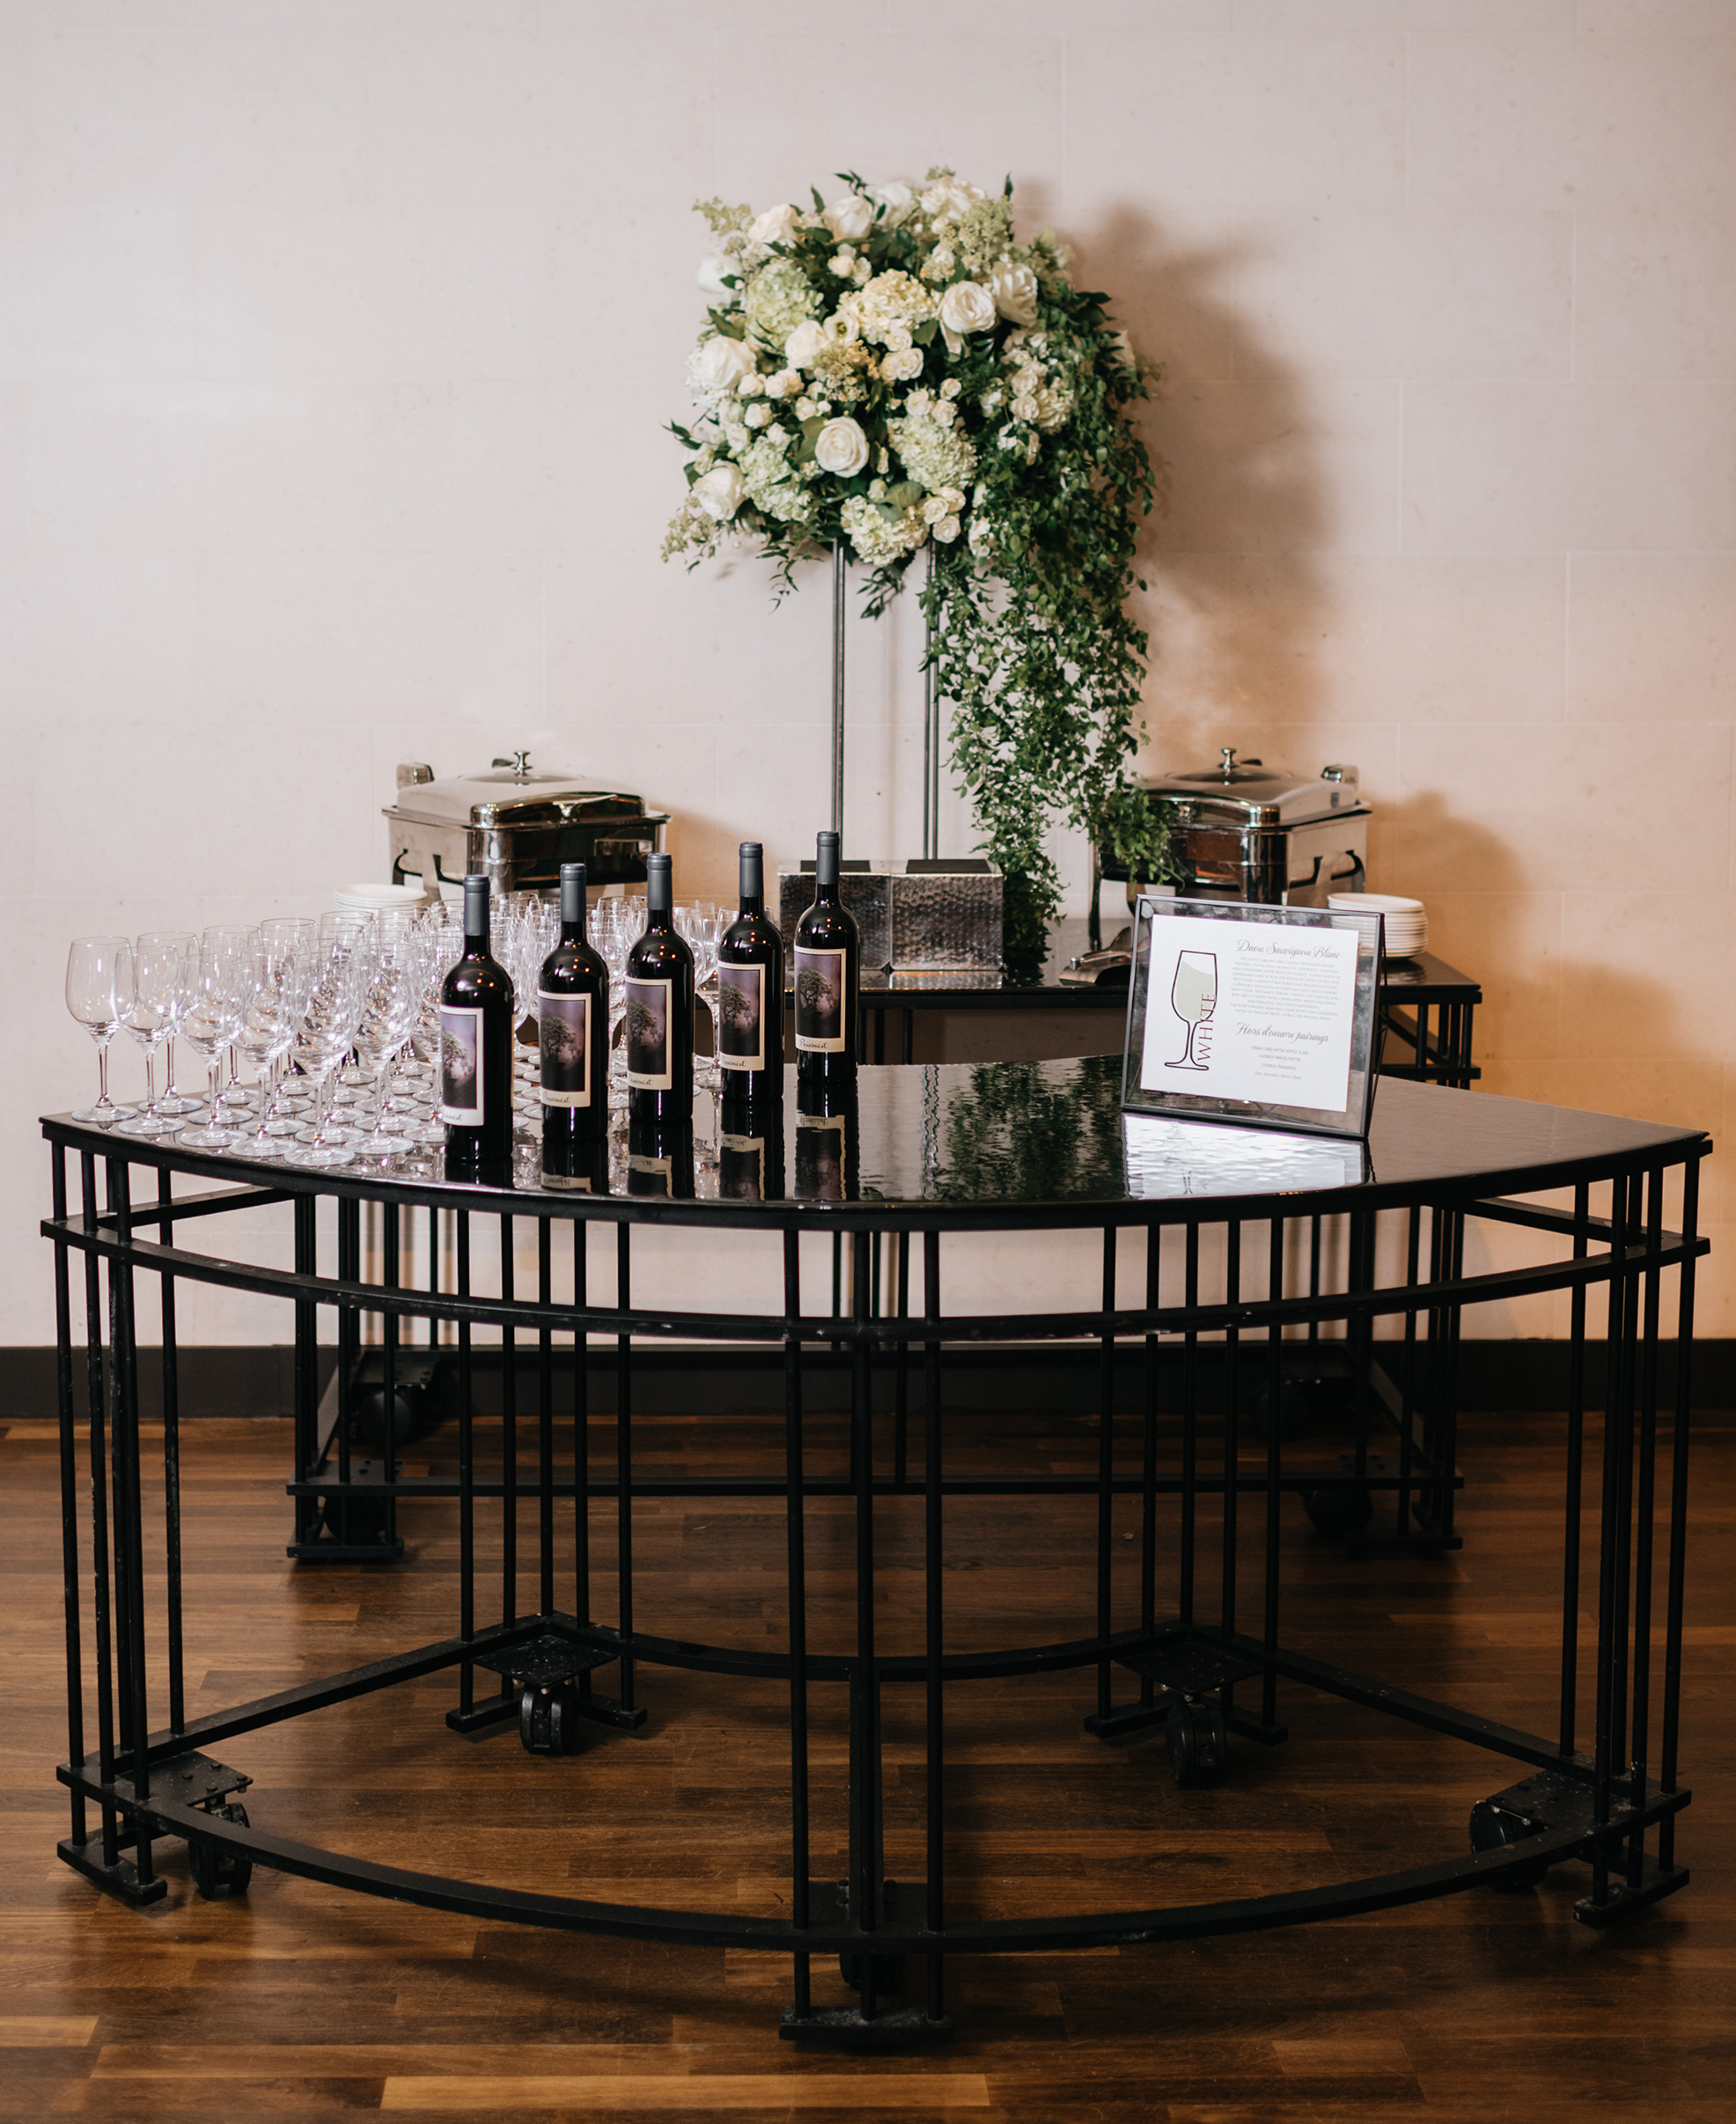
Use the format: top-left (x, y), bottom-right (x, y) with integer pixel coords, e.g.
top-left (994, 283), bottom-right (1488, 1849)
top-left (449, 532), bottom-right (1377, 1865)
top-left (40, 1079), bottom-right (1708, 2047)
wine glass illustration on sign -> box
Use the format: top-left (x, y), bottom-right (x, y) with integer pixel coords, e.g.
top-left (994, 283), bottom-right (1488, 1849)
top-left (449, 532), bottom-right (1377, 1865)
top-left (1166, 950), bottom-right (1217, 1070)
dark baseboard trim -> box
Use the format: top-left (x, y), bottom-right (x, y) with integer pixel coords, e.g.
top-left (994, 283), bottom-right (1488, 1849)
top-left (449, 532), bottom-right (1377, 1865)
top-left (4, 1340), bottom-right (1732, 1423)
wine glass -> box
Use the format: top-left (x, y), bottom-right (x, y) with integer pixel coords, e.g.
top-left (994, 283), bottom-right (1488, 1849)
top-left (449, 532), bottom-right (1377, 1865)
top-left (155, 933), bottom-right (204, 1117)
top-left (65, 936), bottom-right (137, 1126)
top-left (349, 913), bottom-right (419, 1158)
top-left (177, 930), bottom-right (252, 1149)
top-left (115, 932), bottom-right (193, 1135)
top-left (675, 900), bottom-right (722, 1091)
top-left (594, 896), bottom-right (642, 1113)
top-left (283, 915), bottom-right (372, 1168)
top-left (233, 937), bottom-right (305, 1157)
top-left (1166, 950), bottom-right (1217, 1070)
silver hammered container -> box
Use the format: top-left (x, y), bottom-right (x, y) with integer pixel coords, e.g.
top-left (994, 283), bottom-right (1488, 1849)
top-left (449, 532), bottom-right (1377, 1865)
top-left (778, 862), bottom-right (1004, 975)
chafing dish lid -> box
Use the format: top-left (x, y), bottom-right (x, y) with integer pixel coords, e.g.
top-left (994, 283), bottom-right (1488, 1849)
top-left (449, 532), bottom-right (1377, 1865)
top-left (1144, 748), bottom-right (1368, 827)
top-left (384, 757), bottom-right (666, 832)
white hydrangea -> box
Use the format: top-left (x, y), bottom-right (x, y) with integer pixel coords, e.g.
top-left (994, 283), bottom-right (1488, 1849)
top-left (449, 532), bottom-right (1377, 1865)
top-left (739, 427), bottom-right (813, 525)
top-left (841, 270), bottom-right (938, 348)
top-left (743, 259), bottom-right (821, 350)
top-left (841, 494), bottom-right (929, 564)
top-left (889, 391), bottom-right (978, 496)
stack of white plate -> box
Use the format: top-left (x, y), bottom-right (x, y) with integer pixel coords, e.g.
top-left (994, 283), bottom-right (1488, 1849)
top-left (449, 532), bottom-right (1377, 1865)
top-left (334, 880), bottom-right (429, 915)
top-left (1328, 892), bottom-right (1427, 959)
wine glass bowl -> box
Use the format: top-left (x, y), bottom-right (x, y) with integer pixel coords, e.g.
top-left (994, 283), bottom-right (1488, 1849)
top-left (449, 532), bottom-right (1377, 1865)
top-left (177, 930), bottom-right (252, 1149)
top-left (65, 936), bottom-right (136, 1127)
top-left (1166, 949), bottom-right (1217, 1071)
top-left (115, 932), bottom-right (195, 1136)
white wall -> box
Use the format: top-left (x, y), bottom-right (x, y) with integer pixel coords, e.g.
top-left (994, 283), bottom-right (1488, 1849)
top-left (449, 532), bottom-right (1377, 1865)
top-left (4, 1), bottom-right (1732, 1349)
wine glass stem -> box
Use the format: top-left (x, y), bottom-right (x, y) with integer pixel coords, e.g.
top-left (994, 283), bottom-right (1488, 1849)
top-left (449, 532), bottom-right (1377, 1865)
top-left (143, 1052), bottom-right (158, 1120)
top-left (96, 1043), bottom-right (110, 1111)
top-left (209, 1059), bottom-right (224, 1118)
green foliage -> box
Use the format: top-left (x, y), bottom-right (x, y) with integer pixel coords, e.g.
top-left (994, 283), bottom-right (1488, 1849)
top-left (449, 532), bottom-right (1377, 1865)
top-left (666, 173), bottom-right (1175, 978)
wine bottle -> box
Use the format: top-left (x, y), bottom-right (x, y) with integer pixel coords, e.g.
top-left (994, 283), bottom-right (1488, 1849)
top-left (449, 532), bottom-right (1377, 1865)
top-left (440, 874), bottom-right (515, 1177)
top-left (794, 1071), bottom-right (857, 1204)
top-left (794, 828), bottom-right (859, 1091)
top-left (627, 1113), bottom-right (695, 1199)
top-left (717, 840), bottom-right (784, 1112)
top-left (625, 852), bottom-right (694, 1126)
top-left (718, 1094), bottom-right (785, 1204)
top-left (538, 860), bottom-right (610, 1148)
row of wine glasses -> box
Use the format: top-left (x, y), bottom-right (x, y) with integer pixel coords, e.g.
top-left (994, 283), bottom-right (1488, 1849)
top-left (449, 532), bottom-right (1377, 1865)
top-left (65, 895), bottom-right (734, 1162)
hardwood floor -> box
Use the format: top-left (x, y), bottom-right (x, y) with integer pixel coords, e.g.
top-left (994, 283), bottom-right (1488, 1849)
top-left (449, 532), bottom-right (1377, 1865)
top-left (3, 1399), bottom-right (1732, 2122)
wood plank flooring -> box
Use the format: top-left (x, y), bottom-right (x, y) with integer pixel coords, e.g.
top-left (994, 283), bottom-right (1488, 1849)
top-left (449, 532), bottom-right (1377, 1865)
top-left (3, 1399), bottom-right (1733, 2122)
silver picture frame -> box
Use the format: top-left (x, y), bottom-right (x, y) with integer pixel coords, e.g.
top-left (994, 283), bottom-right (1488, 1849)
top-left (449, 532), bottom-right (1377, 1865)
top-left (1120, 895), bottom-right (1384, 1141)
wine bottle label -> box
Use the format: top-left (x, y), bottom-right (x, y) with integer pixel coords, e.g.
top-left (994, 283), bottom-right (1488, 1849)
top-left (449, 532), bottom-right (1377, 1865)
top-left (625, 977), bottom-right (674, 1091)
top-left (541, 1168), bottom-right (597, 1193)
top-left (716, 962), bottom-right (765, 1072)
top-left (627, 1151), bottom-right (673, 1196)
top-left (438, 1005), bottom-right (484, 1123)
top-left (794, 1110), bottom-right (847, 1202)
top-left (794, 946), bottom-right (849, 1054)
top-left (537, 989), bottom-right (592, 1107)
top-left (719, 1132), bottom-right (765, 1202)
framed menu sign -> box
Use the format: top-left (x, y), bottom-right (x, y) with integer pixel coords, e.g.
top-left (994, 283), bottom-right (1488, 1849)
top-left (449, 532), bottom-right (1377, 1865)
top-left (1121, 897), bottom-right (1383, 1140)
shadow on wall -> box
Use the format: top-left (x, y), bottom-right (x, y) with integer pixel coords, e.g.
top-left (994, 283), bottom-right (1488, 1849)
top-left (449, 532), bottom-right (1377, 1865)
top-left (1072, 207), bottom-right (1329, 764)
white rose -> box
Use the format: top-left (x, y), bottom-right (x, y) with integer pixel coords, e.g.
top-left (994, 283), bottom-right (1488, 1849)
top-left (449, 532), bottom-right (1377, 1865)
top-left (743, 402), bottom-right (774, 428)
top-left (967, 517), bottom-right (994, 555)
top-left (880, 347), bottom-right (924, 383)
top-left (738, 371), bottom-right (764, 397)
top-left (697, 254), bottom-right (736, 298)
top-left (922, 179), bottom-right (982, 221)
top-left (794, 396), bottom-right (817, 419)
top-left (939, 281), bottom-right (997, 339)
top-left (814, 417), bottom-right (870, 478)
top-left (931, 399), bottom-right (957, 428)
top-left (828, 250), bottom-right (855, 278)
top-left (748, 202), bottom-right (798, 246)
top-left (872, 180), bottom-right (917, 226)
top-left (934, 514), bottom-right (961, 543)
top-left (922, 495), bottom-right (949, 524)
top-left (823, 193), bottom-right (874, 242)
top-left (884, 324), bottom-right (913, 355)
top-left (692, 464), bottom-right (744, 522)
top-left (692, 334), bottom-right (757, 394)
top-left (784, 319), bottom-right (827, 370)
top-left (765, 368), bottom-right (801, 398)
top-left (989, 262), bottom-right (1039, 327)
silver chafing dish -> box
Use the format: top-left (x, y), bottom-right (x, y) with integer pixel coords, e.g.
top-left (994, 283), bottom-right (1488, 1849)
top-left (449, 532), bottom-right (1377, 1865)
top-left (384, 753), bottom-right (671, 899)
top-left (1091, 747), bottom-right (1371, 944)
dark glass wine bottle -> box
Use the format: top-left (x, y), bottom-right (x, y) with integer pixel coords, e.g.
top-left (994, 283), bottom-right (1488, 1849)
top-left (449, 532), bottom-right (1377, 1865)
top-left (717, 1095), bottom-right (785, 1204)
top-left (717, 840), bottom-right (784, 1113)
top-left (538, 860), bottom-right (610, 1149)
top-left (625, 852), bottom-right (693, 1126)
top-left (793, 828), bottom-right (858, 1093)
top-left (794, 1071), bottom-right (857, 1203)
top-left (440, 874), bottom-right (515, 1179)
top-left (627, 1113), bottom-right (695, 1199)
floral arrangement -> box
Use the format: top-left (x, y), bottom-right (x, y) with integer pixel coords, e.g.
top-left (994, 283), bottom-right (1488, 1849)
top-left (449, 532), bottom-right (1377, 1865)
top-left (663, 168), bottom-right (1170, 976)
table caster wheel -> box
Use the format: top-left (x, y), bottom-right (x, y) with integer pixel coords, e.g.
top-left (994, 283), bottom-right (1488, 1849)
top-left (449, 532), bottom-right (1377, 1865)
top-left (188, 1803), bottom-right (252, 1899)
top-left (1470, 1799), bottom-right (1550, 1890)
top-left (1166, 1698), bottom-right (1227, 1789)
top-left (1303, 1484), bottom-right (1374, 1540)
top-left (520, 1680), bottom-right (580, 1755)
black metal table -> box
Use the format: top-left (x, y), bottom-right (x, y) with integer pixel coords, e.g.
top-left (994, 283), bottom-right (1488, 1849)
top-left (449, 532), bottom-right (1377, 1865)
top-left (41, 1059), bottom-right (1705, 2049)
top-left (851, 919), bottom-right (1480, 1085)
